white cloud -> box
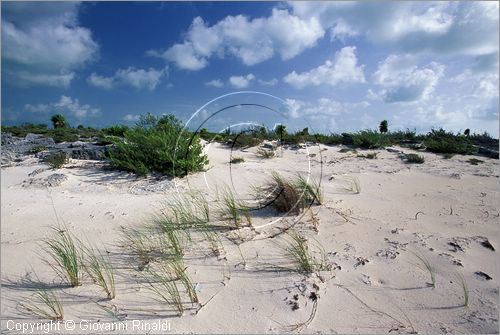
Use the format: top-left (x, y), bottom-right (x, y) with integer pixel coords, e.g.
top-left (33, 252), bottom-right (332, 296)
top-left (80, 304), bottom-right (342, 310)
top-left (87, 73), bottom-right (114, 89)
top-left (24, 103), bottom-right (50, 113)
top-left (371, 54), bottom-right (445, 103)
top-left (229, 73), bottom-right (255, 89)
top-left (258, 78), bottom-right (278, 86)
top-left (289, 2), bottom-right (499, 57)
top-left (87, 67), bottom-right (167, 90)
top-left (205, 79), bottom-right (224, 88)
top-left (1, 2), bottom-right (98, 88)
top-left (13, 71), bottom-right (75, 88)
top-left (148, 9), bottom-right (324, 70)
top-left (283, 46), bottom-right (365, 89)
top-left (24, 95), bottom-right (100, 119)
top-left (115, 67), bottom-right (165, 90)
top-left (123, 114), bottom-right (141, 122)
top-left (285, 97), bottom-right (370, 119)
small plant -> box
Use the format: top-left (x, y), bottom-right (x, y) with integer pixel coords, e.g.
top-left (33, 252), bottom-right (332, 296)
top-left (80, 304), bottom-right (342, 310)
top-left (145, 264), bottom-right (184, 316)
top-left (45, 227), bottom-right (82, 287)
top-left (155, 216), bottom-right (187, 259)
top-left (256, 172), bottom-right (302, 214)
top-left (338, 175), bottom-right (361, 194)
top-left (294, 174), bottom-right (323, 205)
top-left (468, 158), bottom-right (484, 165)
top-left (405, 153), bottom-right (425, 164)
top-left (283, 231), bottom-right (328, 274)
top-left (44, 152), bottom-right (69, 169)
top-left (230, 157), bottom-right (245, 164)
top-left (412, 252), bottom-right (436, 288)
top-left (30, 145), bottom-right (48, 154)
top-left (456, 272), bottom-right (469, 307)
top-left (256, 147), bottom-right (275, 158)
top-left (120, 228), bottom-right (159, 270)
top-left (170, 258), bottom-right (198, 304)
top-left (218, 187), bottom-right (251, 227)
top-left (82, 245), bottom-right (115, 300)
top-left (19, 288), bottom-right (64, 321)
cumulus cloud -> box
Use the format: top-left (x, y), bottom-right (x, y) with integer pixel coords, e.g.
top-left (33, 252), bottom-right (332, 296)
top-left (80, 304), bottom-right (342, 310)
top-left (370, 54), bottom-right (445, 103)
top-left (24, 95), bottom-right (100, 119)
top-left (289, 2), bottom-right (499, 57)
top-left (87, 73), bottom-right (114, 90)
top-left (229, 74), bottom-right (255, 89)
top-left (283, 46), bottom-right (365, 89)
top-left (148, 9), bottom-right (324, 70)
top-left (87, 67), bottom-right (167, 90)
top-left (1, 2), bottom-right (98, 88)
top-left (258, 78), bottom-right (278, 86)
top-left (285, 97), bottom-right (370, 119)
top-left (205, 79), bottom-right (224, 88)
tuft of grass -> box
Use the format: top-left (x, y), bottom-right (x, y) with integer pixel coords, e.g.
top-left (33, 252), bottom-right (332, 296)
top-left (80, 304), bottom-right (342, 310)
top-left (468, 158), bottom-right (484, 165)
top-left (120, 228), bottom-right (156, 271)
top-left (256, 147), bottom-right (275, 158)
top-left (18, 288), bottom-right (64, 321)
top-left (82, 245), bottom-right (115, 300)
top-left (405, 153), bottom-right (425, 164)
top-left (170, 258), bottom-right (198, 304)
top-left (145, 263), bottom-right (184, 316)
top-left (155, 216), bottom-right (187, 259)
top-left (456, 272), bottom-right (470, 307)
top-left (412, 252), bottom-right (436, 288)
top-left (256, 172), bottom-right (302, 214)
top-left (294, 174), bottom-right (323, 205)
top-left (218, 187), bottom-right (251, 228)
top-left (230, 157), bottom-right (245, 164)
top-left (339, 175), bottom-right (361, 194)
top-left (44, 152), bottom-right (69, 169)
top-left (282, 231), bottom-right (329, 274)
top-left (45, 227), bottom-right (82, 287)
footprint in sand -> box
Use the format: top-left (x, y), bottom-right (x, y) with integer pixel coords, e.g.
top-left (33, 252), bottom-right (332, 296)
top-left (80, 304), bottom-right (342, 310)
top-left (104, 211), bottom-right (115, 220)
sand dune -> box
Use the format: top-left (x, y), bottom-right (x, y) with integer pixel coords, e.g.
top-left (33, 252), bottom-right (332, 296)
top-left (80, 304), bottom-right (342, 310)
top-left (1, 143), bottom-right (498, 334)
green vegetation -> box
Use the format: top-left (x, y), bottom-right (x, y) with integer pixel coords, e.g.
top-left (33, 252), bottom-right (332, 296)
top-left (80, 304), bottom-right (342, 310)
top-left (423, 129), bottom-right (476, 155)
top-left (283, 231), bottom-right (328, 274)
top-left (44, 152), bottom-right (69, 169)
top-left (107, 114), bottom-right (208, 177)
top-left (230, 157), bottom-right (245, 164)
top-left (30, 145), bottom-right (48, 154)
top-left (219, 187), bottom-right (251, 227)
top-left (82, 245), bottom-right (115, 300)
top-left (294, 174), bottom-right (323, 205)
top-left (352, 130), bottom-right (390, 149)
top-left (379, 120), bottom-right (388, 133)
top-left (405, 153), bottom-right (425, 164)
top-left (51, 114), bottom-right (69, 129)
top-left (357, 152), bottom-right (377, 159)
top-left (45, 227), bottom-right (82, 287)
top-left (19, 288), bottom-right (64, 321)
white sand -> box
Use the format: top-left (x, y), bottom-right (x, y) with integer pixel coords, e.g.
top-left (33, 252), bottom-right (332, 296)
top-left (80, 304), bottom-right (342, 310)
top-left (1, 144), bottom-right (499, 334)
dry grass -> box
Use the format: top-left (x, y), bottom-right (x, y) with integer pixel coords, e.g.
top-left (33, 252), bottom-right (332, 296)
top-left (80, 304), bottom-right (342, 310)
top-left (18, 288), bottom-right (64, 321)
top-left (82, 244), bottom-right (115, 299)
top-left (44, 227), bottom-right (82, 287)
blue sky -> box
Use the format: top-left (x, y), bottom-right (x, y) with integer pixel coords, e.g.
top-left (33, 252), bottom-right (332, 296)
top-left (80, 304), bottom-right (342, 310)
top-left (1, 1), bottom-right (499, 135)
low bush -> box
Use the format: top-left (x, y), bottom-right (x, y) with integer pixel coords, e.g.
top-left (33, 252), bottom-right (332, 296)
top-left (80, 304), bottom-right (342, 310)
top-left (44, 153), bottom-right (69, 169)
top-left (230, 157), bottom-right (245, 164)
top-left (352, 130), bottom-right (390, 149)
top-left (424, 129), bottom-right (476, 155)
top-left (468, 158), bottom-right (484, 165)
top-left (405, 153), bottom-right (425, 164)
top-left (30, 145), bottom-right (48, 154)
top-left (106, 114), bottom-right (208, 177)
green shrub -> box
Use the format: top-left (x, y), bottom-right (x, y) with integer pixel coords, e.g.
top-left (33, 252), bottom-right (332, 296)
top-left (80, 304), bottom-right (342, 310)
top-left (230, 157), bottom-right (245, 164)
top-left (30, 145), bottom-right (48, 154)
top-left (357, 152), bottom-right (377, 159)
top-left (47, 129), bottom-right (79, 143)
top-left (352, 130), bottom-right (390, 149)
top-left (106, 114), bottom-right (208, 177)
top-left (102, 125), bottom-right (129, 137)
top-left (424, 129), bottom-right (476, 155)
top-left (44, 153), bottom-right (69, 169)
top-left (405, 153), bottom-right (425, 164)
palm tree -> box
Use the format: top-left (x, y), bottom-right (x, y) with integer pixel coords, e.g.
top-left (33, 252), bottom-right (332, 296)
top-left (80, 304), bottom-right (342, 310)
top-left (379, 120), bottom-right (388, 133)
top-left (51, 114), bottom-right (68, 129)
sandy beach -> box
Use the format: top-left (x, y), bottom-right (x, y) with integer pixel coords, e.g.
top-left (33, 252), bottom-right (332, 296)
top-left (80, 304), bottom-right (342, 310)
top-left (1, 142), bottom-right (498, 334)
